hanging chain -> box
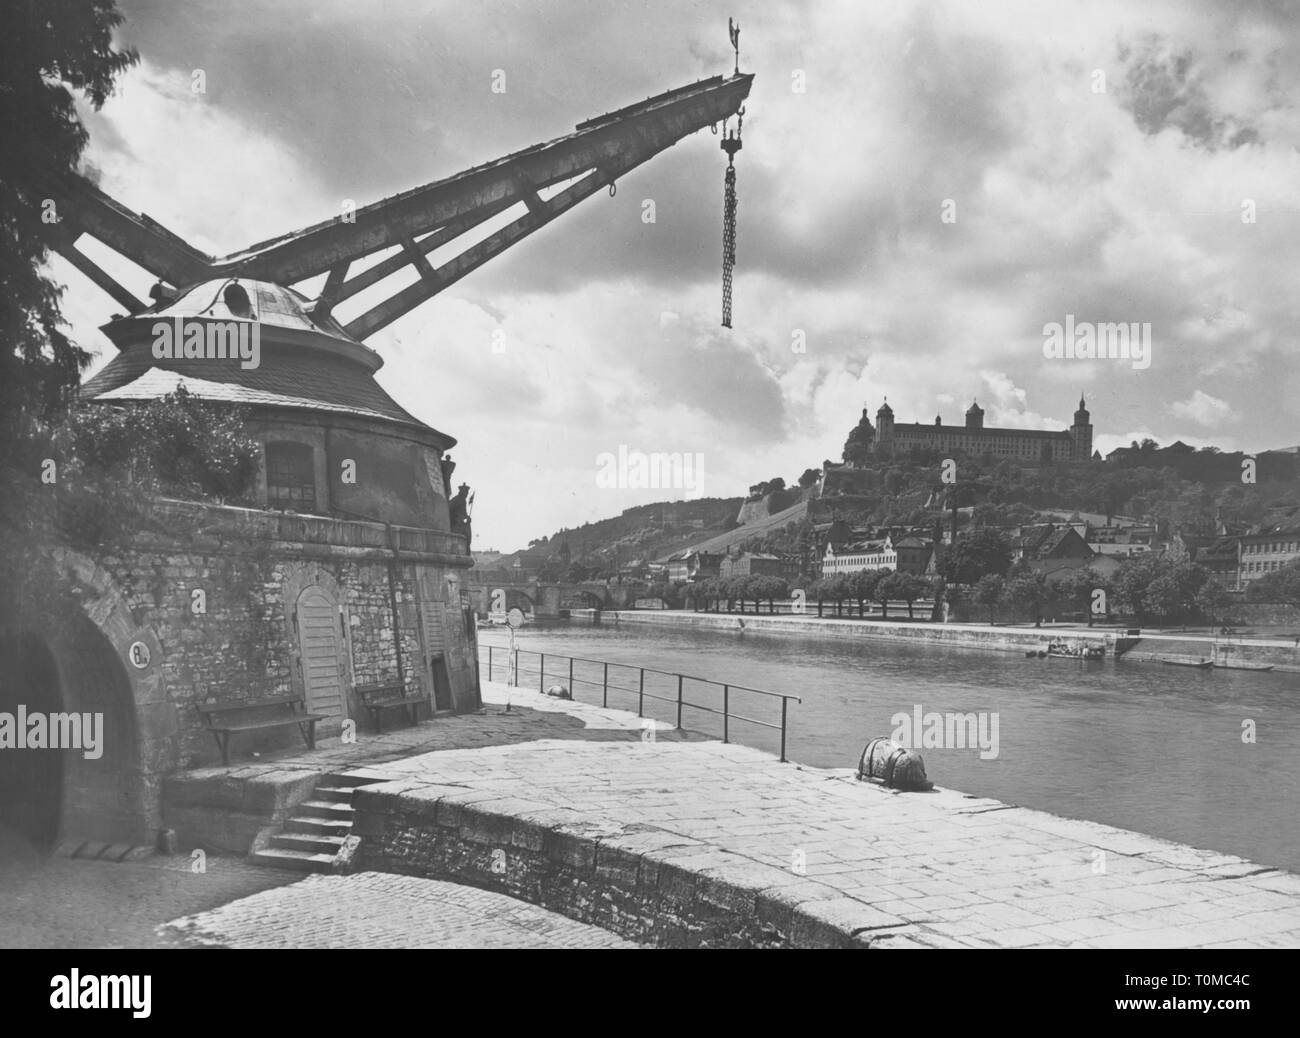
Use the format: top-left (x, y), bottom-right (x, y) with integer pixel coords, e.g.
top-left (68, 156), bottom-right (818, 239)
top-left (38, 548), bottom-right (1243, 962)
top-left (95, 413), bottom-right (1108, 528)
top-left (720, 105), bottom-right (743, 329)
top-left (722, 160), bottom-right (737, 328)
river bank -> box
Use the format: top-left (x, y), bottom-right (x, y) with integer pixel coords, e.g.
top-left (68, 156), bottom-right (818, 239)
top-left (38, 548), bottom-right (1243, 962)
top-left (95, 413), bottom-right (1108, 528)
top-left (347, 680), bottom-right (1300, 947)
top-left (163, 663), bottom-right (1300, 946)
top-left (574, 609), bottom-right (1300, 671)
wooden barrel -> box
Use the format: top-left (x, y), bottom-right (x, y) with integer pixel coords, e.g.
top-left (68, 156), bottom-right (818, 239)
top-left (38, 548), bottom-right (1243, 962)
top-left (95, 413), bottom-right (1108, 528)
top-left (857, 737), bottom-right (933, 791)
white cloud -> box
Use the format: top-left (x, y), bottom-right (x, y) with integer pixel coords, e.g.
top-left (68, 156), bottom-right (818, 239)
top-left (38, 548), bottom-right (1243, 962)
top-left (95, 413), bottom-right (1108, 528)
top-left (1169, 389), bottom-right (1234, 426)
top-left (54, 0), bottom-right (1300, 547)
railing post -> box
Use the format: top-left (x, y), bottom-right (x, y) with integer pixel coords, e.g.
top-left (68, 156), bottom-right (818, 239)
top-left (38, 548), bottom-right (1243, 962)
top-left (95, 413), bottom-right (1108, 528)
top-left (539, 652), bottom-right (545, 693)
top-left (780, 697), bottom-right (789, 763)
top-left (676, 674), bottom-right (683, 729)
top-left (568, 655), bottom-right (574, 694)
top-left (723, 685), bottom-right (729, 744)
top-left (488, 644), bottom-right (493, 682)
top-left (638, 669), bottom-right (644, 717)
top-left (602, 662), bottom-right (608, 708)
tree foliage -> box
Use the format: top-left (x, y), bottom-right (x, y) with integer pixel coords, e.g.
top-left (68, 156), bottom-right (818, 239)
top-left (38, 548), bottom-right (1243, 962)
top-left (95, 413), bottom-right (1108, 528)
top-left (972, 574), bottom-right (1005, 624)
top-left (941, 527), bottom-right (1012, 585)
top-left (1, 2), bottom-right (139, 632)
top-left (1, 1), bottom-right (137, 453)
top-left (1246, 560), bottom-right (1300, 608)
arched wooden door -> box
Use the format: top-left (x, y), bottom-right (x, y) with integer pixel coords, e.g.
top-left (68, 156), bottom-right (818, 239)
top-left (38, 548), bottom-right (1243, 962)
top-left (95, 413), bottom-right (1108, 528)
top-left (295, 586), bottom-right (345, 720)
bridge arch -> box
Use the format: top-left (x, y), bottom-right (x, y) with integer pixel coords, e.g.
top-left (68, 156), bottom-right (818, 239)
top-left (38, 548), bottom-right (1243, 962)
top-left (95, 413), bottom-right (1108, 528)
top-left (478, 585), bottom-right (536, 615)
top-left (561, 587), bottom-right (606, 609)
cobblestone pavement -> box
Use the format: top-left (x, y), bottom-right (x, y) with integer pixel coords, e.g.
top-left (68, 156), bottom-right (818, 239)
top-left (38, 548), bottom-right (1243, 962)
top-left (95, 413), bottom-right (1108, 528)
top-left (163, 872), bottom-right (639, 948)
top-left (0, 852), bottom-right (296, 948)
top-left (344, 681), bottom-right (1300, 949)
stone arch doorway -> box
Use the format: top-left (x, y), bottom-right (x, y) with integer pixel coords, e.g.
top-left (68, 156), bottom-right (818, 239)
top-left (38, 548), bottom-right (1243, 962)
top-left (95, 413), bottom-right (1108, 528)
top-left (0, 616), bottom-right (142, 853)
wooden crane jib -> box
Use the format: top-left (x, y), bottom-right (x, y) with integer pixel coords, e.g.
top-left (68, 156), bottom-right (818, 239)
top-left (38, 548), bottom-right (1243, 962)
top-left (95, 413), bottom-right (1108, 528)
top-left (41, 71), bottom-right (754, 341)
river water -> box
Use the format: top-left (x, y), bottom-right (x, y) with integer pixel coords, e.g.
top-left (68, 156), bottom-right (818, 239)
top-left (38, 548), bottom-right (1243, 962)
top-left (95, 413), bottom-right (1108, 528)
top-left (478, 620), bottom-right (1300, 873)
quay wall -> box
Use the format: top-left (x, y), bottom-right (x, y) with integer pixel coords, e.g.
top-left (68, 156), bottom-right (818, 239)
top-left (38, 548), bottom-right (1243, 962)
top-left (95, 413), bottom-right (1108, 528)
top-left (574, 610), bottom-right (1300, 671)
top-left (352, 782), bottom-right (867, 949)
top-left (1119, 635), bottom-right (1300, 671)
top-left (584, 609), bottom-right (1118, 655)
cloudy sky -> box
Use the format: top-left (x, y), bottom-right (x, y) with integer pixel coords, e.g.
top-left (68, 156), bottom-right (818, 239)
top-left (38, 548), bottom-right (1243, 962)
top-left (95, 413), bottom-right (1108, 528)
top-left (54, 0), bottom-right (1300, 550)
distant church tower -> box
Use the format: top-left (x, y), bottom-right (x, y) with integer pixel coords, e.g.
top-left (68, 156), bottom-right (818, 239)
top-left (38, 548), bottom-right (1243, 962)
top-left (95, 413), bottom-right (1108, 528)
top-left (875, 399), bottom-right (895, 450)
top-left (1070, 394), bottom-right (1092, 461)
top-left (965, 399), bottom-right (984, 429)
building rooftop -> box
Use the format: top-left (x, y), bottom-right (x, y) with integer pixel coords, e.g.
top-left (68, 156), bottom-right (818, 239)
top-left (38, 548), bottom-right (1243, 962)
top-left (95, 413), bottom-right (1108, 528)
top-left (889, 422), bottom-right (1070, 438)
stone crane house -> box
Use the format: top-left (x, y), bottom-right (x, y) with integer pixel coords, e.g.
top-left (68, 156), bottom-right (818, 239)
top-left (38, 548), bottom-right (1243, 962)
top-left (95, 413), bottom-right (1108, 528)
top-left (5, 63), bottom-right (753, 858)
top-left (1, 281), bottom-right (479, 852)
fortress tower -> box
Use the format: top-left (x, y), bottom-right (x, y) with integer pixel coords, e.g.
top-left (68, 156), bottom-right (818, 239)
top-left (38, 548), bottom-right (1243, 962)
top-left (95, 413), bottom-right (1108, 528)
top-left (875, 399), bottom-right (895, 449)
top-left (1070, 394), bottom-right (1093, 461)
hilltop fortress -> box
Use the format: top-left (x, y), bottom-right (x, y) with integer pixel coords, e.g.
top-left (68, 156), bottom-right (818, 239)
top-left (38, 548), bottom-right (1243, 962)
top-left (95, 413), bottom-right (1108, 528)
top-left (864, 396), bottom-right (1097, 464)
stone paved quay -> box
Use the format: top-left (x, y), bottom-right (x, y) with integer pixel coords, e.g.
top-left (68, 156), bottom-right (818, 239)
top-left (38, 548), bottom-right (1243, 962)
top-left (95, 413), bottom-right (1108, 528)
top-left (172, 680), bottom-right (1300, 948)
top-left (163, 872), bottom-right (638, 948)
top-left (355, 681), bottom-right (1300, 948)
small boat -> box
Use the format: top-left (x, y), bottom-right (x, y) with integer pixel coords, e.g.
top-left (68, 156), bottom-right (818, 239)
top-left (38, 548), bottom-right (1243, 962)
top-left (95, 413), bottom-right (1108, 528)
top-left (1161, 658), bottom-right (1213, 669)
top-left (1046, 643), bottom-right (1104, 660)
top-left (1213, 661), bottom-right (1275, 672)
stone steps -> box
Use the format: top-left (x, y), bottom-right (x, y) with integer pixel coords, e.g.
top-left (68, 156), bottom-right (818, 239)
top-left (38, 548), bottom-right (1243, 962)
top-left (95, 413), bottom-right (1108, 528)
top-left (297, 799), bottom-right (354, 819)
top-left (289, 816), bottom-right (353, 836)
top-left (250, 772), bottom-right (384, 873)
top-left (250, 846), bottom-right (338, 871)
top-left (271, 831), bottom-right (347, 854)
top-left (313, 786), bottom-right (358, 804)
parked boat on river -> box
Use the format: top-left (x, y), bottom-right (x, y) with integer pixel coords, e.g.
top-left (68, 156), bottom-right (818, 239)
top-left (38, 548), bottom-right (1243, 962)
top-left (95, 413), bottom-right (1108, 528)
top-left (1045, 642), bottom-right (1104, 660)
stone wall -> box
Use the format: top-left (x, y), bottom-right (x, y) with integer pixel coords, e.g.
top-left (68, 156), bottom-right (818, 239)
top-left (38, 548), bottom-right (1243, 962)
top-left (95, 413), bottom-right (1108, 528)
top-left (352, 782), bottom-right (866, 948)
top-left (102, 546), bottom-right (474, 769)
top-left (606, 609), bottom-right (1114, 655)
top-left (45, 501), bottom-right (476, 845)
top-left (253, 415), bottom-right (451, 531)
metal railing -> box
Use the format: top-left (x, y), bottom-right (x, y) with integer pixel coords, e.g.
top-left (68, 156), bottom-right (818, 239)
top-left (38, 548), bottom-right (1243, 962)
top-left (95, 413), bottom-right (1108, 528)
top-left (480, 645), bottom-right (801, 763)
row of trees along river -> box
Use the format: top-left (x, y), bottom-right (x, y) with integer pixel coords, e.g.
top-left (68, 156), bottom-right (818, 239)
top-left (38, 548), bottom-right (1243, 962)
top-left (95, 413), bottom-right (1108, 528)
top-left (640, 536), bottom-right (1300, 626)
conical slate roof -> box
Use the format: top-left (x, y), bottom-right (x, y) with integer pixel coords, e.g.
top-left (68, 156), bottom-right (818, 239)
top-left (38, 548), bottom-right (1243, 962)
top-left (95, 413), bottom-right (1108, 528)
top-left (81, 279), bottom-right (454, 448)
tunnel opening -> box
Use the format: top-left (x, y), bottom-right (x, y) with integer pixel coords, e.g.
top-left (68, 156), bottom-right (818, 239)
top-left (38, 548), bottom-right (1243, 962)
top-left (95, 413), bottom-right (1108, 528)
top-left (0, 617), bottom-right (145, 856)
top-left (0, 632), bottom-right (64, 852)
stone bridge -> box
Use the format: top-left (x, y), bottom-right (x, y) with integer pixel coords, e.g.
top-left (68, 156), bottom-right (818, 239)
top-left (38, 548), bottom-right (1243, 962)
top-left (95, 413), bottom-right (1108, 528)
top-left (467, 579), bottom-right (632, 618)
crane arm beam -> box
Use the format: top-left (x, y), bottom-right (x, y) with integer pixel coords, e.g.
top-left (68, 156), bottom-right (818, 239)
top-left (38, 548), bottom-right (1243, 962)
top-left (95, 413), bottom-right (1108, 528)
top-left (41, 71), bottom-right (754, 339)
top-left (216, 72), bottom-right (753, 288)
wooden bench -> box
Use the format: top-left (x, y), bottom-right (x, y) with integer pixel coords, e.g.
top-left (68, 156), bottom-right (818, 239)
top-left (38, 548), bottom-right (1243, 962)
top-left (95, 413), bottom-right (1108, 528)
top-left (356, 681), bottom-right (427, 732)
top-left (197, 696), bottom-right (327, 766)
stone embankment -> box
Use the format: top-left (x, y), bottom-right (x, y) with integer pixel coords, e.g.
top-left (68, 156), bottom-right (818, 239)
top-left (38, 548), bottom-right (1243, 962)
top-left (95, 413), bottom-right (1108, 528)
top-left (576, 610), bottom-right (1300, 671)
top-left (164, 680), bottom-right (1300, 947)
top-left (345, 681), bottom-right (1300, 948)
top-left (581, 609), bottom-right (1121, 654)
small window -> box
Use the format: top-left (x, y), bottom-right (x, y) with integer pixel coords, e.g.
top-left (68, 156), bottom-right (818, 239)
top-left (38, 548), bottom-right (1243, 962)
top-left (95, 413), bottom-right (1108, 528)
top-left (266, 441), bottom-right (316, 511)
top-left (224, 282), bottom-right (254, 318)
